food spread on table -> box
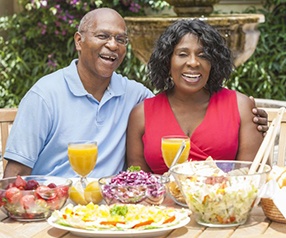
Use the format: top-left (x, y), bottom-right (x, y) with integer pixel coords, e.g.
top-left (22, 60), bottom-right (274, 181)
top-left (48, 166), bottom-right (189, 231)
top-left (49, 203), bottom-right (190, 231)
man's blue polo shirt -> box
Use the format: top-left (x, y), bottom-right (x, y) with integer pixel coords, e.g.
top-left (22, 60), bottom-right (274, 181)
top-left (4, 59), bottom-right (154, 178)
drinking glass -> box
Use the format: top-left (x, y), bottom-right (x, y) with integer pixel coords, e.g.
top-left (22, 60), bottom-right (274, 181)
top-left (68, 141), bottom-right (98, 188)
top-left (161, 135), bottom-right (191, 168)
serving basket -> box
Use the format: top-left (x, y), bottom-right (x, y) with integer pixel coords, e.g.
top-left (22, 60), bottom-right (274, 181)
top-left (261, 197), bottom-right (286, 224)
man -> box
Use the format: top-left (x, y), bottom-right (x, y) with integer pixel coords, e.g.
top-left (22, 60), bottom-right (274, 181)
top-left (3, 8), bottom-right (268, 178)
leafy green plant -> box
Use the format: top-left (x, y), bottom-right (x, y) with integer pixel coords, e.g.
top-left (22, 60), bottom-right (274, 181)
top-left (0, 0), bottom-right (167, 107)
top-left (0, 0), bottom-right (285, 108)
top-left (225, 0), bottom-right (286, 100)
top-left (0, 0), bottom-right (95, 107)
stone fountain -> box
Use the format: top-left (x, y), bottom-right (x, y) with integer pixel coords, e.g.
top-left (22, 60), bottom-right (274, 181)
top-left (124, 0), bottom-right (265, 67)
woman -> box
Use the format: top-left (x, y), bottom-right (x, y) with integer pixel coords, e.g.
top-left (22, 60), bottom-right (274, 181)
top-left (126, 19), bottom-right (264, 175)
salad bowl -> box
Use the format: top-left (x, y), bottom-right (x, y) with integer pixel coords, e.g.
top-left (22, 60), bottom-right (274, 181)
top-left (170, 160), bottom-right (271, 227)
top-left (0, 175), bottom-right (72, 221)
top-left (98, 169), bottom-right (166, 205)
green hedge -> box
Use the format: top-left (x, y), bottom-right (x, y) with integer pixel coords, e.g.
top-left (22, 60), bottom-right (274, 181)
top-left (0, 0), bottom-right (285, 108)
top-left (225, 0), bottom-right (286, 100)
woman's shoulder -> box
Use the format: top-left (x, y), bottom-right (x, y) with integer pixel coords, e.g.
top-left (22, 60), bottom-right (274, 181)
top-left (145, 92), bottom-right (166, 103)
top-left (234, 91), bottom-right (255, 120)
top-left (235, 91), bottom-right (253, 106)
top-left (214, 88), bottom-right (251, 103)
top-left (216, 87), bottom-right (235, 95)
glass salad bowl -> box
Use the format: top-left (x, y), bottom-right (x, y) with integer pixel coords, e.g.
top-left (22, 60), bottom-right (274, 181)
top-left (0, 175), bottom-right (72, 221)
top-left (170, 160), bottom-right (271, 227)
top-left (98, 170), bottom-right (166, 205)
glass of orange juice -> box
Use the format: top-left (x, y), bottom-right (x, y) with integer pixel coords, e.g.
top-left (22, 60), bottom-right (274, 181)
top-left (161, 135), bottom-right (191, 168)
top-left (68, 141), bottom-right (98, 188)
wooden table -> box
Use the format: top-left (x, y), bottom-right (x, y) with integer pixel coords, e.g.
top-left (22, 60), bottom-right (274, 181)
top-left (1, 197), bottom-right (286, 238)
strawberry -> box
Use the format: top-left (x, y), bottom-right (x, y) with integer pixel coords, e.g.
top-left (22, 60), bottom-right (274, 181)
top-left (5, 187), bottom-right (22, 203)
top-left (36, 186), bottom-right (56, 200)
top-left (47, 196), bottom-right (61, 210)
top-left (0, 190), bottom-right (7, 206)
top-left (14, 175), bottom-right (27, 190)
top-left (47, 183), bottom-right (57, 188)
top-left (5, 182), bottom-right (16, 189)
top-left (20, 194), bottom-right (36, 210)
top-left (56, 185), bottom-right (69, 198)
top-left (25, 179), bottom-right (39, 190)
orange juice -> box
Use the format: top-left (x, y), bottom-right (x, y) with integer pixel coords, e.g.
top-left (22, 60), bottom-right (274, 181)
top-left (68, 143), bottom-right (98, 177)
top-left (161, 136), bottom-right (190, 168)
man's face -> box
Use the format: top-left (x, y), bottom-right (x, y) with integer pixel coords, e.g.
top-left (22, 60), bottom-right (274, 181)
top-left (75, 12), bottom-right (128, 81)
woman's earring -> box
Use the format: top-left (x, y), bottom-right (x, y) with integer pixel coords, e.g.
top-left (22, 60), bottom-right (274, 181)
top-left (164, 76), bottom-right (174, 90)
top-left (168, 76), bottom-right (174, 89)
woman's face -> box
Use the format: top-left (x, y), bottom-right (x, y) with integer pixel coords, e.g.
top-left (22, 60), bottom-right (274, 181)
top-left (170, 33), bottom-right (211, 94)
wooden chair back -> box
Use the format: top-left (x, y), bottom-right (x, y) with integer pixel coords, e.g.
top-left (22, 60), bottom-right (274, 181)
top-left (0, 108), bottom-right (17, 171)
top-left (263, 107), bottom-right (286, 166)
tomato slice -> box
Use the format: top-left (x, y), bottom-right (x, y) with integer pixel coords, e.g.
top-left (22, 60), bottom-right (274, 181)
top-left (132, 219), bottom-right (154, 228)
top-left (100, 221), bottom-right (125, 226)
top-left (163, 215), bottom-right (176, 224)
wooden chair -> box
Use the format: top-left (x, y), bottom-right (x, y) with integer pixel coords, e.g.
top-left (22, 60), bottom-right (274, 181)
top-left (263, 107), bottom-right (286, 166)
top-left (0, 108), bottom-right (17, 172)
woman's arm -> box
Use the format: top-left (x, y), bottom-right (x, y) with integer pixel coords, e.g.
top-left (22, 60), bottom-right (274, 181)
top-left (126, 102), bottom-right (152, 172)
top-left (236, 93), bottom-right (264, 161)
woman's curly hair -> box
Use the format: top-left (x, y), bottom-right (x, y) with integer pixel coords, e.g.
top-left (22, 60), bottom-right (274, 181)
top-left (147, 19), bottom-right (234, 94)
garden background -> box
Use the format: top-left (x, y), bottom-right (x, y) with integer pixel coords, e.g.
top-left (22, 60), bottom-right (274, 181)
top-left (0, 0), bottom-right (285, 108)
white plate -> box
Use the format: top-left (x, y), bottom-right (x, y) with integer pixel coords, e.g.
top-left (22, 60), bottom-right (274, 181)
top-left (47, 216), bottom-right (190, 237)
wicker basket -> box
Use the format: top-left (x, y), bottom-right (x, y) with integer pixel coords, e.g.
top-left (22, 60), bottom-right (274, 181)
top-left (261, 198), bottom-right (286, 224)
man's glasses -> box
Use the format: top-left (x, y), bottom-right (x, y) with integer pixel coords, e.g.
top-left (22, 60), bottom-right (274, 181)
top-left (93, 32), bottom-right (129, 46)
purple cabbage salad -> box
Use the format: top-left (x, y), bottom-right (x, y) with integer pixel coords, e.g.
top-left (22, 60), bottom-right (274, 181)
top-left (100, 167), bottom-right (166, 203)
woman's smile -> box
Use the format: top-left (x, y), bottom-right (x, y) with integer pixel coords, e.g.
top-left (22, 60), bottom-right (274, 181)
top-left (182, 72), bottom-right (202, 83)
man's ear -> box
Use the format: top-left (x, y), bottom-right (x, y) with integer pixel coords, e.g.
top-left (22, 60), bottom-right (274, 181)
top-left (74, 32), bottom-right (82, 51)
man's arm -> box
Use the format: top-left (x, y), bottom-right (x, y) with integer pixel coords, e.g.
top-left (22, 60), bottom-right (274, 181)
top-left (250, 96), bottom-right (268, 136)
top-left (3, 160), bottom-right (32, 178)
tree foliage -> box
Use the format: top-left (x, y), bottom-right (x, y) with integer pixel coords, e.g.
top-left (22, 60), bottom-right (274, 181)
top-left (225, 0), bottom-right (286, 100)
top-left (0, 0), bottom-right (285, 108)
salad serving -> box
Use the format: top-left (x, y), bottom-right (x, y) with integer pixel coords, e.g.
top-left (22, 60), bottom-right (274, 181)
top-left (49, 203), bottom-right (190, 231)
top-left (181, 173), bottom-right (258, 225)
top-left (98, 166), bottom-right (166, 205)
top-left (0, 175), bottom-right (71, 220)
top-left (171, 159), bottom-right (268, 226)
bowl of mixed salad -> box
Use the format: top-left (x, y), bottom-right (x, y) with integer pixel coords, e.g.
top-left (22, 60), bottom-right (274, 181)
top-left (170, 159), bottom-right (271, 227)
top-left (98, 166), bottom-right (166, 205)
top-left (0, 175), bottom-right (72, 221)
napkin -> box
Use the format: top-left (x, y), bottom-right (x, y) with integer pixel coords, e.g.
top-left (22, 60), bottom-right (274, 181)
top-left (257, 179), bottom-right (286, 218)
